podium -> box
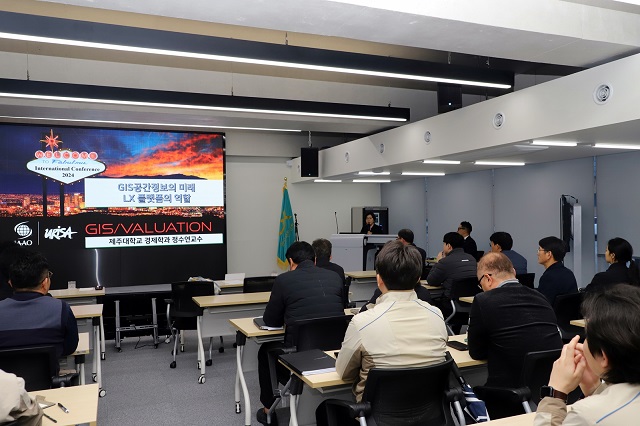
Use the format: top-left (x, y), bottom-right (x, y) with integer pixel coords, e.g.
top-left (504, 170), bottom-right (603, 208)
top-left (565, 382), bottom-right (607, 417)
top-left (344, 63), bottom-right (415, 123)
top-left (330, 234), bottom-right (396, 271)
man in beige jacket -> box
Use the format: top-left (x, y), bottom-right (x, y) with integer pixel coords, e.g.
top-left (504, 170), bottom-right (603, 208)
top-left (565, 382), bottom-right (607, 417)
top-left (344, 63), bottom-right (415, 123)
top-left (535, 284), bottom-right (640, 425)
top-left (0, 369), bottom-right (42, 425)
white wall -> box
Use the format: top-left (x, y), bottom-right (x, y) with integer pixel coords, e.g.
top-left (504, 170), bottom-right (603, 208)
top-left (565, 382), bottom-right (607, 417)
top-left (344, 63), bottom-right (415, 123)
top-left (380, 178), bottom-right (427, 250)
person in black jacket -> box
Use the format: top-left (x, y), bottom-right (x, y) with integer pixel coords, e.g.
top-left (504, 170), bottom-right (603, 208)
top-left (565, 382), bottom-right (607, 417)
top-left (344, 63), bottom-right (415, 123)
top-left (312, 238), bottom-right (346, 286)
top-left (257, 241), bottom-right (344, 425)
top-left (537, 236), bottom-right (578, 306)
top-left (586, 237), bottom-right (640, 292)
top-left (360, 212), bottom-right (383, 235)
top-left (458, 221), bottom-right (478, 257)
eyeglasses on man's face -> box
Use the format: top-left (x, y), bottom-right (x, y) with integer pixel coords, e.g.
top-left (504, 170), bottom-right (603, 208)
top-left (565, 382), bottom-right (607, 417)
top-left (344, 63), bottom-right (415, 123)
top-left (477, 273), bottom-right (492, 287)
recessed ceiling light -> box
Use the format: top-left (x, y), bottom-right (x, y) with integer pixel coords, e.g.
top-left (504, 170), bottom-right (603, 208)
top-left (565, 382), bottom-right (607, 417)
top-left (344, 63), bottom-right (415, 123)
top-left (422, 160), bottom-right (461, 165)
top-left (474, 161), bottom-right (525, 166)
top-left (593, 143), bottom-right (640, 150)
top-left (401, 172), bottom-right (446, 176)
top-left (358, 171), bottom-right (390, 175)
top-left (353, 179), bottom-right (391, 183)
top-left (314, 179), bottom-right (342, 183)
top-left (531, 140), bottom-right (577, 147)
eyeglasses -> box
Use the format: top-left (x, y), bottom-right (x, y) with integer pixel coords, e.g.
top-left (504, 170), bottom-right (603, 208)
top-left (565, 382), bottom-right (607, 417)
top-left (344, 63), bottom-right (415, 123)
top-left (537, 248), bottom-right (548, 254)
top-left (457, 227), bottom-right (464, 230)
top-left (40, 270), bottom-right (53, 284)
top-left (477, 273), bottom-right (492, 286)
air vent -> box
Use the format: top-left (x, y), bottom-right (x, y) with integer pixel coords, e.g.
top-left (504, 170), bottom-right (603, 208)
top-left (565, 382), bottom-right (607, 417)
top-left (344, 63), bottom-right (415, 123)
top-left (493, 112), bottom-right (505, 129)
top-left (593, 84), bottom-right (612, 104)
top-left (424, 131), bottom-right (432, 144)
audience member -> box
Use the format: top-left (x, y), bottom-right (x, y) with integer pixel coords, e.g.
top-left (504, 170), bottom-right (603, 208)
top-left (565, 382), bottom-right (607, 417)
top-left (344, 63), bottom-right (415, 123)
top-left (317, 240), bottom-right (447, 425)
top-left (312, 238), bottom-right (346, 286)
top-left (537, 236), bottom-right (578, 306)
top-left (586, 237), bottom-right (640, 292)
top-left (0, 251), bottom-right (78, 370)
top-left (536, 284), bottom-right (640, 425)
top-left (468, 253), bottom-right (562, 390)
top-left (359, 212), bottom-right (382, 235)
top-left (426, 231), bottom-right (477, 318)
top-left (0, 241), bottom-right (30, 301)
top-left (458, 221), bottom-right (478, 257)
top-left (256, 241), bottom-right (344, 425)
top-left (489, 231), bottom-right (527, 274)
top-left (0, 369), bottom-right (42, 426)
top-left (397, 228), bottom-right (427, 266)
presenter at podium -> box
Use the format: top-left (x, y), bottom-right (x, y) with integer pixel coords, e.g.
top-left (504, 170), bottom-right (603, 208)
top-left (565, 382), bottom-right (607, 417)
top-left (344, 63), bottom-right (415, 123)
top-left (360, 212), bottom-right (383, 235)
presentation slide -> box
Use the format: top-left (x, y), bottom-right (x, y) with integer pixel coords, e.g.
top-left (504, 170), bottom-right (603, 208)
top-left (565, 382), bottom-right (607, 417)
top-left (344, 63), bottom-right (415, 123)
top-left (0, 124), bottom-right (226, 287)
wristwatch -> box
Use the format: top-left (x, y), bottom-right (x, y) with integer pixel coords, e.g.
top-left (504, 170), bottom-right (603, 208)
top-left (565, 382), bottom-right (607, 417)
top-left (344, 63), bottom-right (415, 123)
top-left (540, 385), bottom-right (569, 402)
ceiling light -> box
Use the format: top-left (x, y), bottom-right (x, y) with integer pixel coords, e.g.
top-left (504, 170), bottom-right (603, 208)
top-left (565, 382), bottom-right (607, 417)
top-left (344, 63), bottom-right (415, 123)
top-left (422, 160), bottom-right (461, 165)
top-left (401, 172), bottom-right (446, 176)
top-left (0, 115), bottom-right (301, 132)
top-left (474, 161), bottom-right (525, 166)
top-left (314, 179), bottom-right (342, 183)
top-left (0, 12), bottom-right (513, 90)
top-left (0, 79), bottom-right (408, 122)
top-left (593, 143), bottom-right (640, 150)
top-left (353, 179), bottom-right (391, 183)
top-left (531, 140), bottom-right (577, 147)
top-left (358, 171), bottom-right (390, 175)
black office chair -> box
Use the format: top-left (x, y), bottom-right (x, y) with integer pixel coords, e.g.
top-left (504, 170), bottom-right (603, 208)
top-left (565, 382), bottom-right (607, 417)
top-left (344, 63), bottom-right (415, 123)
top-left (473, 348), bottom-right (580, 419)
top-left (553, 293), bottom-right (585, 342)
top-left (0, 345), bottom-right (78, 391)
top-left (165, 281), bottom-right (217, 369)
top-left (445, 277), bottom-right (481, 336)
top-left (243, 276), bottom-right (275, 293)
top-left (516, 273), bottom-right (536, 289)
top-left (317, 357), bottom-right (465, 426)
top-left (265, 315), bottom-right (353, 425)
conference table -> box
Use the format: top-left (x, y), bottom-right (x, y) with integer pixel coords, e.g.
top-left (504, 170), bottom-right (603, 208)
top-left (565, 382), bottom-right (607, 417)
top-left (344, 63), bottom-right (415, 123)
top-left (345, 270), bottom-right (442, 303)
top-left (30, 384), bottom-right (99, 426)
top-left (192, 291), bottom-right (270, 384)
top-left (70, 304), bottom-right (105, 397)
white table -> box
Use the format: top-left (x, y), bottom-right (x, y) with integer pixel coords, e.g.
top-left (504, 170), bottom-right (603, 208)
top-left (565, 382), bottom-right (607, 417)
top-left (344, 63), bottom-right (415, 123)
top-left (70, 304), bottom-right (106, 397)
top-left (29, 384), bottom-right (99, 426)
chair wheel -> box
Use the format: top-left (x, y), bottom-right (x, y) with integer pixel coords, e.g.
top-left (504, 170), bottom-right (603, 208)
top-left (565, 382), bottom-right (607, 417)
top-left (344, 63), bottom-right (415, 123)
top-left (92, 374), bottom-right (97, 382)
top-left (154, 344), bottom-right (158, 349)
top-left (198, 375), bottom-right (206, 384)
top-left (99, 389), bottom-right (106, 397)
top-left (235, 402), bottom-right (241, 413)
top-left (170, 361), bottom-right (176, 369)
top-left (180, 345), bottom-right (185, 352)
top-left (117, 348), bottom-right (122, 352)
top-left (218, 347), bottom-right (224, 353)
top-left (164, 337), bottom-right (171, 344)
top-left (101, 353), bottom-right (106, 360)
top-left (205, 359), bottom-right (212, 366)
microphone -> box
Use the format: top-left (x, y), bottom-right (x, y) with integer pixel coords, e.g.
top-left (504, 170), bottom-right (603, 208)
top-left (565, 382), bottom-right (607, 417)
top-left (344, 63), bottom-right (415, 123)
top-left (334, 211), bottom-right (339, 234)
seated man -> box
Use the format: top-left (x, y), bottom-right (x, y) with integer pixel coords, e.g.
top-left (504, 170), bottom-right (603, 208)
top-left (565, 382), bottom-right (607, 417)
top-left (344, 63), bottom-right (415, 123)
top-left (536, 284), bottom-right (640, 425)
top-left (426, 231), bottom-right (477, 318)
top-left (0, 368), bottom-right (42, 426)
top-left (257, 241), bottom-right (344, 425)
top-left (397, 228), bottom-right (427, 267)
top-left (318, 240), bottom-right (447, 424)
top-left (537, 236), bottom-right (578, 306)
top-left (458, 221), bottom-right (478, 257)
top-left (0, 251), bottom-right (79, 371)
top-left (468, 252), bottom-right (562, 392)
top-left (489, 231), bottom-right (527, 275)
top-left (312, 238), bottom-right (346, 286)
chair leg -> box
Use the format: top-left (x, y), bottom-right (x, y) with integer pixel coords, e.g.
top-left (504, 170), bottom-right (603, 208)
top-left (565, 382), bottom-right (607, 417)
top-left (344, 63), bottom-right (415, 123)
top-left (206, 337), bottom-right (213, 366)
top-left (452, 400), bottom-right (466, 426)
top-left (170, 329), bottom-right (179, 368)
top-left (522, 401), bottom-right (532, 413)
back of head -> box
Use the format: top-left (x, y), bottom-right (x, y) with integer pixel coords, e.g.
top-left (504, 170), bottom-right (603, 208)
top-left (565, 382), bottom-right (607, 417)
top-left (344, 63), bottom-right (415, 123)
top-left (397, 228), bottom-right (414, 244)
top-left (490, 232), bottom-right (513, 251)
top-left (607, 237), bottom-right (633, 264)
top-left (285, 241), bottom-right (315, 264)
top-left (443, 232), bottom-right (464, 249)
top-left (0, 242), bottom-right (30, 279)
top-left (375, 240), bottom-right (422, 291)
top-left (477, 252), bottom-right (515, 279)
top-left (460, 221), bottom-right (472, 233)
top-left (581, 284), bottom-right (640, 384)
top-left (312, 238), bottom-right (332, 260)
top-left (9, 251), bottom-right (49, 290)
top-left (538, 236), bottom-right (566, 262)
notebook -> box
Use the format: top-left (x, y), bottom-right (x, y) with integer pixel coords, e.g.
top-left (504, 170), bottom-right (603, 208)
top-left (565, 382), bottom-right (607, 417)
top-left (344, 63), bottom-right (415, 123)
top-left (253, 316), bottom-right (284, 331)
top-left (279, 349), bottom-right (336, 376)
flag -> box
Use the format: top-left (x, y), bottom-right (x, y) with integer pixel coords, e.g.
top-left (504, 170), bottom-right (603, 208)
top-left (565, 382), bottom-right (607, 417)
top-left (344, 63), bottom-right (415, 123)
top-left (277, 179), bottom-right (295, 269)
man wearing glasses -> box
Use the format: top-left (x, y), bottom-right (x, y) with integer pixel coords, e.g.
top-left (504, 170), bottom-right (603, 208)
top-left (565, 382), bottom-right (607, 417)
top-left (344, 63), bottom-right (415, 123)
top-left (0, 251), bottom-right (78, 371)
top-left (468, 252), bottom-right (561, 417)
top-left (537, 236), bottom-right (578, 307)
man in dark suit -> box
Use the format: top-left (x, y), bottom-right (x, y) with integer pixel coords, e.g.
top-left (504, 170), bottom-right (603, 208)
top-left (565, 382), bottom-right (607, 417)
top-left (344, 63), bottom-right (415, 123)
top-left (397, 228), bottom-right (426, 267)
top-left (489, 231), bottom-right (527, 275)
top-left (257, 241), bottom-right (344, 425)
top-left (312, 238), bottom-right (346, 286)
top-left (537, 236), bottom-right (578, 306)
top-left (468, 252), bottom-right (562, 391)
top-left (458, 221), bottom-right (478, 257)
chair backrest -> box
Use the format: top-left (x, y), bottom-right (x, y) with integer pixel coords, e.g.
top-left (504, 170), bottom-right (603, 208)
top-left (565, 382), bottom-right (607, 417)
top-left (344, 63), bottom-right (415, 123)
top-left (170, 281), bottom-right (216, 316)
top-left (520, 348), bottom-right (562, 405)
top-left (450, 276), bottom-right (482, 299)
top-left (553, 292), bottom-right (583, 328)
top-left (286, 315), bottom-right (352, 351)
top-left (516, 273), bottom-right (536, 289)
top-left (0, 345), bottom-right (57, 391)
top-left (243, 276), bottom-right (275, 293)
top-left (363, 358), bottom-right (456, 426)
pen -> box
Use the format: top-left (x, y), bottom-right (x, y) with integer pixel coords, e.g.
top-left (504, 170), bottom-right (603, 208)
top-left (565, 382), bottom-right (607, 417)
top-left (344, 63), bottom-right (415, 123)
top-left (43, 412), bottom-right (58, 423)
top-left (57, 402), bottom-right (70, 413)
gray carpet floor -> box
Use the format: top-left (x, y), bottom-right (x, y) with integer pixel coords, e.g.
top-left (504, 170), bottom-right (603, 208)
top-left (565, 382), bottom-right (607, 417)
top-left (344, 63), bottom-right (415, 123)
top-left (95, 331), bottom-right (265, 426)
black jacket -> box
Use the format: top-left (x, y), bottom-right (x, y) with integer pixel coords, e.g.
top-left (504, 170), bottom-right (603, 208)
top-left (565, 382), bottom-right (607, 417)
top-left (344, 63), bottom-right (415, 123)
top-left (315, 257), bottom-right (346, 286)
top-left (463, 236), bottom-right (478, 257)
top-left (426, 248), bottom-right (477, 298)
top-left (587, 262), bottom-right (634, 292)
top-left (537, 262), bottom-right (578, 306)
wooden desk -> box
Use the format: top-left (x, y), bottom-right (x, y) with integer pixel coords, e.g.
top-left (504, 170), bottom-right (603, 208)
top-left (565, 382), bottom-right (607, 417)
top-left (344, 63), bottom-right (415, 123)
top-left (71, 333), bottom-right (90, 387)
top-left (50, 288), bottom-right (105, 304)
top-left (70, 305), bottom-right (105, 397)
top-left (214, 280), bottom-right (244, 294)
top-left (344, 270), bottom-right (376, 280)
top-left (570, 319), bottom-right (585, 328)
top-left (192, 292), bottom-right (271, 383)
top-left (229, 317), bottom-right (285, 426)
top-left (459, 296), bottom-right (475, 304)
top-left (484, 412), bottom-right (535, 425)
top-left (30, 384), bottom-right (99, 426)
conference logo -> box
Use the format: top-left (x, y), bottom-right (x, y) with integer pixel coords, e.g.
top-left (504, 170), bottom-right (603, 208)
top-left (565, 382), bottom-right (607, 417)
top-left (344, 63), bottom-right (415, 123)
top-left (14, 221), bottom-right (33, 246)
top-left (44, 225), bottom-right (77, 241)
